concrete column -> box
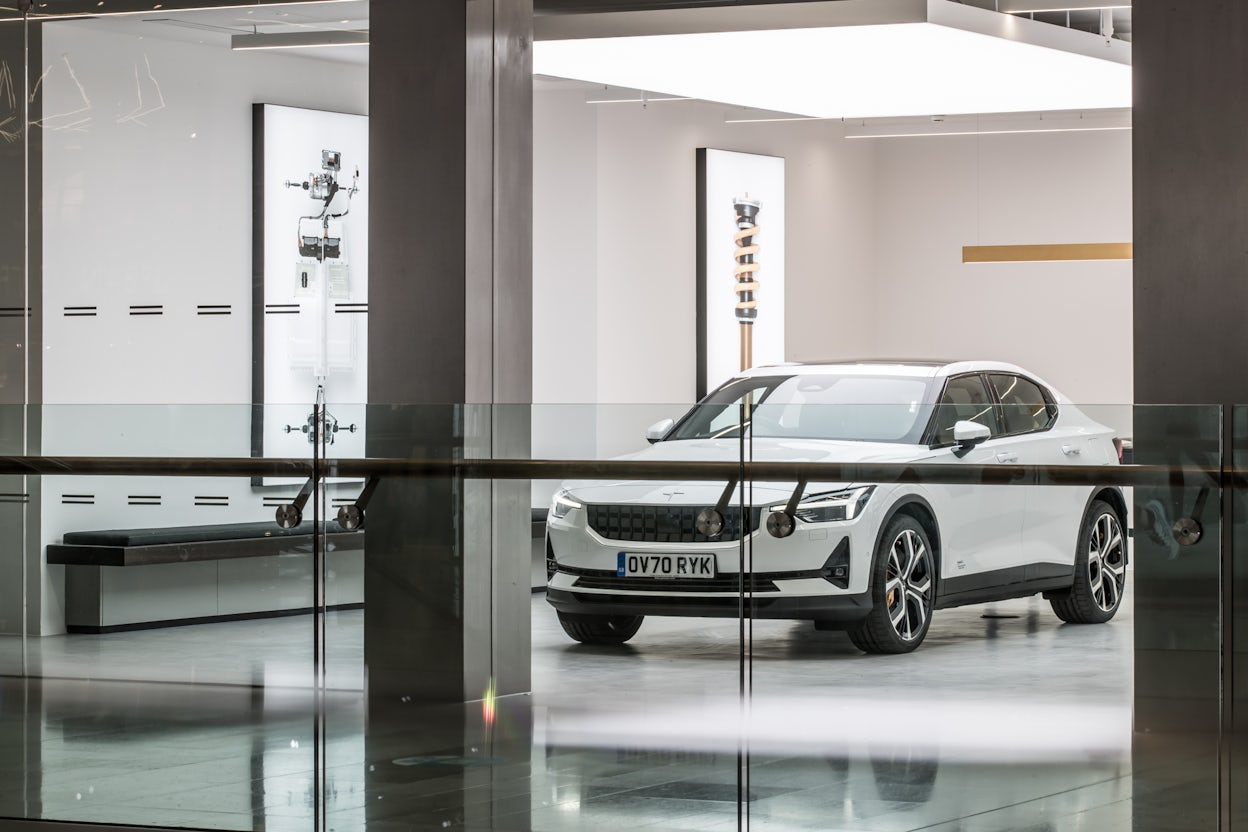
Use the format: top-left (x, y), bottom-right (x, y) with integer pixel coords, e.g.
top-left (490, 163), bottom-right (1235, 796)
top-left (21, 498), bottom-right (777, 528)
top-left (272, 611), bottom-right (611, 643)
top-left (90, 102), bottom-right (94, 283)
top-left (1132, 3), bottom-right (1248, 828)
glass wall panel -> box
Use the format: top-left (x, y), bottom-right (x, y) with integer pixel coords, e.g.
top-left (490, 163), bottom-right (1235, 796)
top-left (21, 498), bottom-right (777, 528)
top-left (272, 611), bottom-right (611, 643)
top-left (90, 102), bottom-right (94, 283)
top-left (1131, 403), bottom-right (1222, 831)
top-left (1, 404), bottom-right (333, 830)
top-left (1233, 405), bottom-right (1248, 831)
top-left (738, 399), bottom-right (1212, 832)
top-left (5, 0), bottom-right (369, 827)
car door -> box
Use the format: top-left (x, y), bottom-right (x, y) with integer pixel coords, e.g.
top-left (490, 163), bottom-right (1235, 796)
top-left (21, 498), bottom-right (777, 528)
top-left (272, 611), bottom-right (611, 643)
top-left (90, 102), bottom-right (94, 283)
top-left (986, 373), bottom-right (1090, 577)
top-left (917, 374), bottom-right (1025, 591)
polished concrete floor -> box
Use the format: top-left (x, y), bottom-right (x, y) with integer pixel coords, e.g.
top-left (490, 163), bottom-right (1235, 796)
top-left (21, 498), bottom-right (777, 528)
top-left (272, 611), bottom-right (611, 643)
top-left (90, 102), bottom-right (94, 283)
top-left (0, 584), bottom-right (1198, 831)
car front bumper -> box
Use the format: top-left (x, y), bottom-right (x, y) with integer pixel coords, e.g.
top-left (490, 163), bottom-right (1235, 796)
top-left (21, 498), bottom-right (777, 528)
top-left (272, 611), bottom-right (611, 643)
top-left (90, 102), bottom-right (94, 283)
top-left (545, 586), bottom-right (873, 622)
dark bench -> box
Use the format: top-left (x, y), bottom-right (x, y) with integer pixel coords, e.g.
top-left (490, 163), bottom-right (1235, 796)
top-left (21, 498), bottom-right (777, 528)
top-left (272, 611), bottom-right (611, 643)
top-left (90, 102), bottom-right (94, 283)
top-left (49, 522), bottom-right (366, 633)
top-left (48, 522), bottom-right (364, 567)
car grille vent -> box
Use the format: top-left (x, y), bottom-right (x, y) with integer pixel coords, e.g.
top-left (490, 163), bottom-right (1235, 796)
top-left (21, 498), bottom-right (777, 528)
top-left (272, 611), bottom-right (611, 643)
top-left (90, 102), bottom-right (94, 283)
top-left (586, 504), bottom-right (761, 543)
top-left (571, 572), bottom-right (780, 593)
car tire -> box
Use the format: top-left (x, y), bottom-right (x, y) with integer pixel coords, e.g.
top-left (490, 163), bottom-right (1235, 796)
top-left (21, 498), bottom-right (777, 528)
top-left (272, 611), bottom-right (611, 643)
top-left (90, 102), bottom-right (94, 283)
top-left (1049, 500), bottom-right (1127, 624)
top-left (556, 611), bottom-right (644, 645)
top-left (848, 514), bottom-right (936, 655)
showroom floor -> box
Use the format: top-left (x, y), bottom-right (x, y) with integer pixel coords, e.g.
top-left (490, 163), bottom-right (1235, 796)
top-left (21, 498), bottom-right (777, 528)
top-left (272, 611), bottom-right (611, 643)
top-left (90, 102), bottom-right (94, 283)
top-left (0, 585), bottom-right (1208, 831)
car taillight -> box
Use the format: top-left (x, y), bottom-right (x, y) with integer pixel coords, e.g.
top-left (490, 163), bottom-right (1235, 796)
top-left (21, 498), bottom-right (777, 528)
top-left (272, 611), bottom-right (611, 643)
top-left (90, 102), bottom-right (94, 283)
top-left (1112, 437), bottom-right (1124, 464)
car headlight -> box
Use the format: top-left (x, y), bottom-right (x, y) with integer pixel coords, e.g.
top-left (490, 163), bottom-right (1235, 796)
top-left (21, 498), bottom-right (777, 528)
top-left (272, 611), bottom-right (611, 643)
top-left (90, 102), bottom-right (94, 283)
top-left (550, 489), bottom-right (584, 520)
top-left (789, 486), bottom-right (875, 524)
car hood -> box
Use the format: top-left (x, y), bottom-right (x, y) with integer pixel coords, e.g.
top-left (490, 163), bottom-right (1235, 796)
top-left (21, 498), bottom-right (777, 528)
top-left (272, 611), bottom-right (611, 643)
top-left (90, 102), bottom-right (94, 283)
top-left (560, 437), bottom-right (920, 507)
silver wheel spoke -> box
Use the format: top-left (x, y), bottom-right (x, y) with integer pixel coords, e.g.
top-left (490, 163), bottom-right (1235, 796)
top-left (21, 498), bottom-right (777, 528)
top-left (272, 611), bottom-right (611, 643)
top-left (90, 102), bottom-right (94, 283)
top-left (902, 533), bottom-right (918, 579)
top-left (908, 590), bottom-right (928, 627)
top-left (890, 601), bottom-right (907, 630)
top-left (1088, 513), bottom-right (1125, 612)
top-left (885, 528), bottom-right (933, 641)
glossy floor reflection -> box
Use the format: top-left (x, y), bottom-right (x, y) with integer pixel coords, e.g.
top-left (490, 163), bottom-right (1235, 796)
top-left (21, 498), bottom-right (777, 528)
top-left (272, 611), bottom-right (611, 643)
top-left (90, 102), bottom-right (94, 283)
top-left (0, 589), bottom-right (1152, 831)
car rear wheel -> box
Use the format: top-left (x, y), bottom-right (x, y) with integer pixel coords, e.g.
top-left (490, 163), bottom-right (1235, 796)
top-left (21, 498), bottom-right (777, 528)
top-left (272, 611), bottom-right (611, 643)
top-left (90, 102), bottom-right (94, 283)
top-left (1050, 500), bottom-right (1126, 624)
top-left (848, 514), bottom-right (935, 654)
top-left (556, 611), bottom-right (644, 645)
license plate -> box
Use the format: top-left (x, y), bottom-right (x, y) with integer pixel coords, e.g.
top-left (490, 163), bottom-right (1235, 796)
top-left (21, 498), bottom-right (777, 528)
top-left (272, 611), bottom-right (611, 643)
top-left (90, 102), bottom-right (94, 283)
top-left (617, 552), bottom-right (716, 579)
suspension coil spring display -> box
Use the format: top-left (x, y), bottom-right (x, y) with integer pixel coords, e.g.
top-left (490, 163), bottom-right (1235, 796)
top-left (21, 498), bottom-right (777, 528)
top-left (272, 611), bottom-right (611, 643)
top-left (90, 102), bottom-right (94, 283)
top-left (733, 196), bottom-right (761, 371)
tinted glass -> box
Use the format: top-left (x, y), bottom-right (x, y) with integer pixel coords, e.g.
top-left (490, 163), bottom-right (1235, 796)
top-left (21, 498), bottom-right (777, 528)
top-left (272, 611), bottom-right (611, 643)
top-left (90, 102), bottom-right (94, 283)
top-left (931, 374), bottom-right (1001, 443)
top-left (668, 373), bottom-right (935, 443)
top-left (990, 373), bottom-right (1055, 434)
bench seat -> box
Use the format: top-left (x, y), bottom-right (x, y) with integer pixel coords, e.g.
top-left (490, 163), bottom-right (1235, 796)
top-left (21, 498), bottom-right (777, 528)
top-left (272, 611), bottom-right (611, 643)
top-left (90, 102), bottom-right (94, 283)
top-left (48, 522), bottom-right (363, 567)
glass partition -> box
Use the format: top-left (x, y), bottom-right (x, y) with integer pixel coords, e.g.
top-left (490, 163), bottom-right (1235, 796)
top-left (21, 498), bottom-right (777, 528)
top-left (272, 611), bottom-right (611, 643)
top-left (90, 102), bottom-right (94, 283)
top-left (0, 400), bottom-right (1237, 830)
top-left (1233, 406), bottom-right (1248, 831)
top-left (734, 400), bottom-right (1211, 832)
top-left (1131, 403), bottom-right (1222, 831)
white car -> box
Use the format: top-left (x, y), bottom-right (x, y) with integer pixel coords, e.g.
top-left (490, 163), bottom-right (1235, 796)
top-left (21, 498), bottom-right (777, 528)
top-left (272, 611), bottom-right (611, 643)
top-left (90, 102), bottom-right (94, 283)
top-left (545, 360), bottom-right (1127, 654)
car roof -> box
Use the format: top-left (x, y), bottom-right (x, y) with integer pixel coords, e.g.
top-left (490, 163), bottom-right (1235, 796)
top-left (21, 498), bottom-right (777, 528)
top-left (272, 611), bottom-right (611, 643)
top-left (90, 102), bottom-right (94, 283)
top-left (739, 359), bottom-right (1031, 377)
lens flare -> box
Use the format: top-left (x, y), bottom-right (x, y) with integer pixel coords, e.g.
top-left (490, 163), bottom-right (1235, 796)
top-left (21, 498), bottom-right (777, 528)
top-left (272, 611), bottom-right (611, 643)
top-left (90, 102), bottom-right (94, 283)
top-left (483, 677), bottom-right (497, 728)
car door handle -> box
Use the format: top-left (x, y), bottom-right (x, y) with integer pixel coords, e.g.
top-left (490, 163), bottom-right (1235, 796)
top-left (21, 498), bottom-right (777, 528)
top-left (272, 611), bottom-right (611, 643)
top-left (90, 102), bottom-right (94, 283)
top-left (1061, 444), bottom-right (1082, 456)
top-left (996, 452), bottom-right (1018, 463)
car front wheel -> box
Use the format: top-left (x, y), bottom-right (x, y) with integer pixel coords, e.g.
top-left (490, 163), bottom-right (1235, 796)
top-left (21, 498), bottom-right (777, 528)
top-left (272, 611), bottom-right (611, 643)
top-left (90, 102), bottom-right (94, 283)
top-left (848, 514), bottom-right (936, 654)
top-left (556, 611), bottom-right (644, 645)
top-left (1050, 500), bottom-right (1126, 624)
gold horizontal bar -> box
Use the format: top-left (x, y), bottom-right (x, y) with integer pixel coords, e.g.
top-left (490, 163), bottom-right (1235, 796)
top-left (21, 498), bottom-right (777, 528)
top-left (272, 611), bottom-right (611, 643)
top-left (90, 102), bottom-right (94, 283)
top-left (963, 243), bottom-right (1133, 263)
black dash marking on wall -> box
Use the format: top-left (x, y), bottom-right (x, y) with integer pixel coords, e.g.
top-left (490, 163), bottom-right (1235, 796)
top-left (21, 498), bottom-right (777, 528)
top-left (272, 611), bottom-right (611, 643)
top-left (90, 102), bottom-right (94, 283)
top-left (127, 495), bottom-right (162, 506)
top-left (129, 305), bottom-right (164, 316)
top-left (0, 492), bottom-right (30, 504)
top-left (0, 307), bottom-right (31, 318)
top-left (262, 496), bottom-right (298, 507)
top-left (64, 306), bottom-right (97, 317)
top-left (265, 304), bottom-right (300, 315)
top-left (61, 493), bottom-right (95, 505)
top-left (197, 305), bottom-right (232, 316)
top-left (334, 303), bottom-right (368, 314)
top-left (195, 496), bottom-right (230, 507)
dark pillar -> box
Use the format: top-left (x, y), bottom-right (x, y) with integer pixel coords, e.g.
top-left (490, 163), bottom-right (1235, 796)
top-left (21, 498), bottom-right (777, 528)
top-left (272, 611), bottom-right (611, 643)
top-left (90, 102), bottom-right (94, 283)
top-left (0, 16), bottom-right (41, 641)
top-left (362, 2), bottom-right (532, 820)
top-left (365, 0), bottom-right (532, 705)
top-left (1133, 3), bottom-right (1248, 829)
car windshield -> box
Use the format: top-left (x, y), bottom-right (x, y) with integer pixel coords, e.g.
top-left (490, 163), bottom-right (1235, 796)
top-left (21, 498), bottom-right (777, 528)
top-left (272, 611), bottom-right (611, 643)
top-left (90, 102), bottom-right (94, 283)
top-left (668, 373), bottom-right (937, 444)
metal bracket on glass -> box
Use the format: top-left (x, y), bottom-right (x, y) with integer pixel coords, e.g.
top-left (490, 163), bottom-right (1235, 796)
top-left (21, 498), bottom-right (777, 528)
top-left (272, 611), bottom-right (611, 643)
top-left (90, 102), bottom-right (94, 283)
top-left (767, 478), bottom-right (808, 539)
top-left (337, 476), bottom-right (379, 531)
top-left (275, 477), bottom-right (315, 529)
top-left (1172, 485), bottom-right (1209, 546)
top-left (695, 478), bottom-right (739, 538)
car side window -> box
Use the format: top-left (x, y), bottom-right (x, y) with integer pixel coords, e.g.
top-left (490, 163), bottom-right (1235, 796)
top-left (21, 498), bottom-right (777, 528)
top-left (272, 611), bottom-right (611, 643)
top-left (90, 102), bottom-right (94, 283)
top-left (931, 375), bottom-right (1002, 445)
top-left (989, 374), bottom-right (1056, 435)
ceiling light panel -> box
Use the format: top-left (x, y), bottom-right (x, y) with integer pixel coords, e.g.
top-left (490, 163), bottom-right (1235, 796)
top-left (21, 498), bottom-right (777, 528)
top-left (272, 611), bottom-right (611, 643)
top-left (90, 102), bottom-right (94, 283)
top-left (533, 22), bottom-right (1130, 119)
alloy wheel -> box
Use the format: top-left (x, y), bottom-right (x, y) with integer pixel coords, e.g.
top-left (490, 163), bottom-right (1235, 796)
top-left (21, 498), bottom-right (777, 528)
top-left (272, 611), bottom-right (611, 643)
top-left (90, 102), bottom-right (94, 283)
top-left (885, 529), bottom-right (933, 641)
top-left (1088, 512), bottom-right (1126, 612)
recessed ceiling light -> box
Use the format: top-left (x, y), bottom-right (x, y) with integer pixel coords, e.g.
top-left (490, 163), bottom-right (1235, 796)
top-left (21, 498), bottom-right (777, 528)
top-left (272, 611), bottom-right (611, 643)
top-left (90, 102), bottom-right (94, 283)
top-left (534, 1), bottom-right (1129, 120)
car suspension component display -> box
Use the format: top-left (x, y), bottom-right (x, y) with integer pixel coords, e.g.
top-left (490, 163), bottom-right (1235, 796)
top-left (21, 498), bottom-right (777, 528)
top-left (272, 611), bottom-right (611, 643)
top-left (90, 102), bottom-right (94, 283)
top-left (733, 196), bottom-right (762, 372)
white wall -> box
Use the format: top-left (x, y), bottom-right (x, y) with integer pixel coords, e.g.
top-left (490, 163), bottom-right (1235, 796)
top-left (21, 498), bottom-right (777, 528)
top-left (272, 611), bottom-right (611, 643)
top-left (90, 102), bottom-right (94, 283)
top-left (37, 21), bottom-right (368, 634)
top-left (531, 91), bottom-right (881, 477)
top-left (870, 130), bottom-right (1133, 406)
top-left (42, 21), bottom-right (367, 408)
top-left (591, 101), bottom-right (879, 406)
top-left (532, 94), bottom-right (1133, 419)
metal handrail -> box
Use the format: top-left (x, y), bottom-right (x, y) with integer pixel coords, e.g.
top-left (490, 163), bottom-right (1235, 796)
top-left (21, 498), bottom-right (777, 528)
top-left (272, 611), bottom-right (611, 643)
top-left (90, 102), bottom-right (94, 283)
top-left (0, 455), bottom-right (1227, 488)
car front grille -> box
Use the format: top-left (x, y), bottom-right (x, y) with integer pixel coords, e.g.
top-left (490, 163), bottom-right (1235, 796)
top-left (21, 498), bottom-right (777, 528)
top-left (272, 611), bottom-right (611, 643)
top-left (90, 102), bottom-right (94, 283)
top-left (586, 504), bottom-right (762, 543)
top-left (561, 563), bottom-right (836, 593)
top-left (570, 571), bottom-right (781, 593)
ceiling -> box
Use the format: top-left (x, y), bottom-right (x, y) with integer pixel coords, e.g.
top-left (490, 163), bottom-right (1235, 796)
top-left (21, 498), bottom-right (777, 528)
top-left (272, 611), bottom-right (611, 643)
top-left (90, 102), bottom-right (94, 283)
top-left (98, 0), bottom-right (1132, 113)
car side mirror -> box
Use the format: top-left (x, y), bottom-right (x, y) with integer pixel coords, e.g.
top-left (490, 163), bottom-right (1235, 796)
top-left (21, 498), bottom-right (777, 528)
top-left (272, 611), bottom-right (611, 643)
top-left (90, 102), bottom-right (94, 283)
top-left (645, 418), bottom-right (675, 444)
top-left (953, 420), bottom-right (991, 448)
